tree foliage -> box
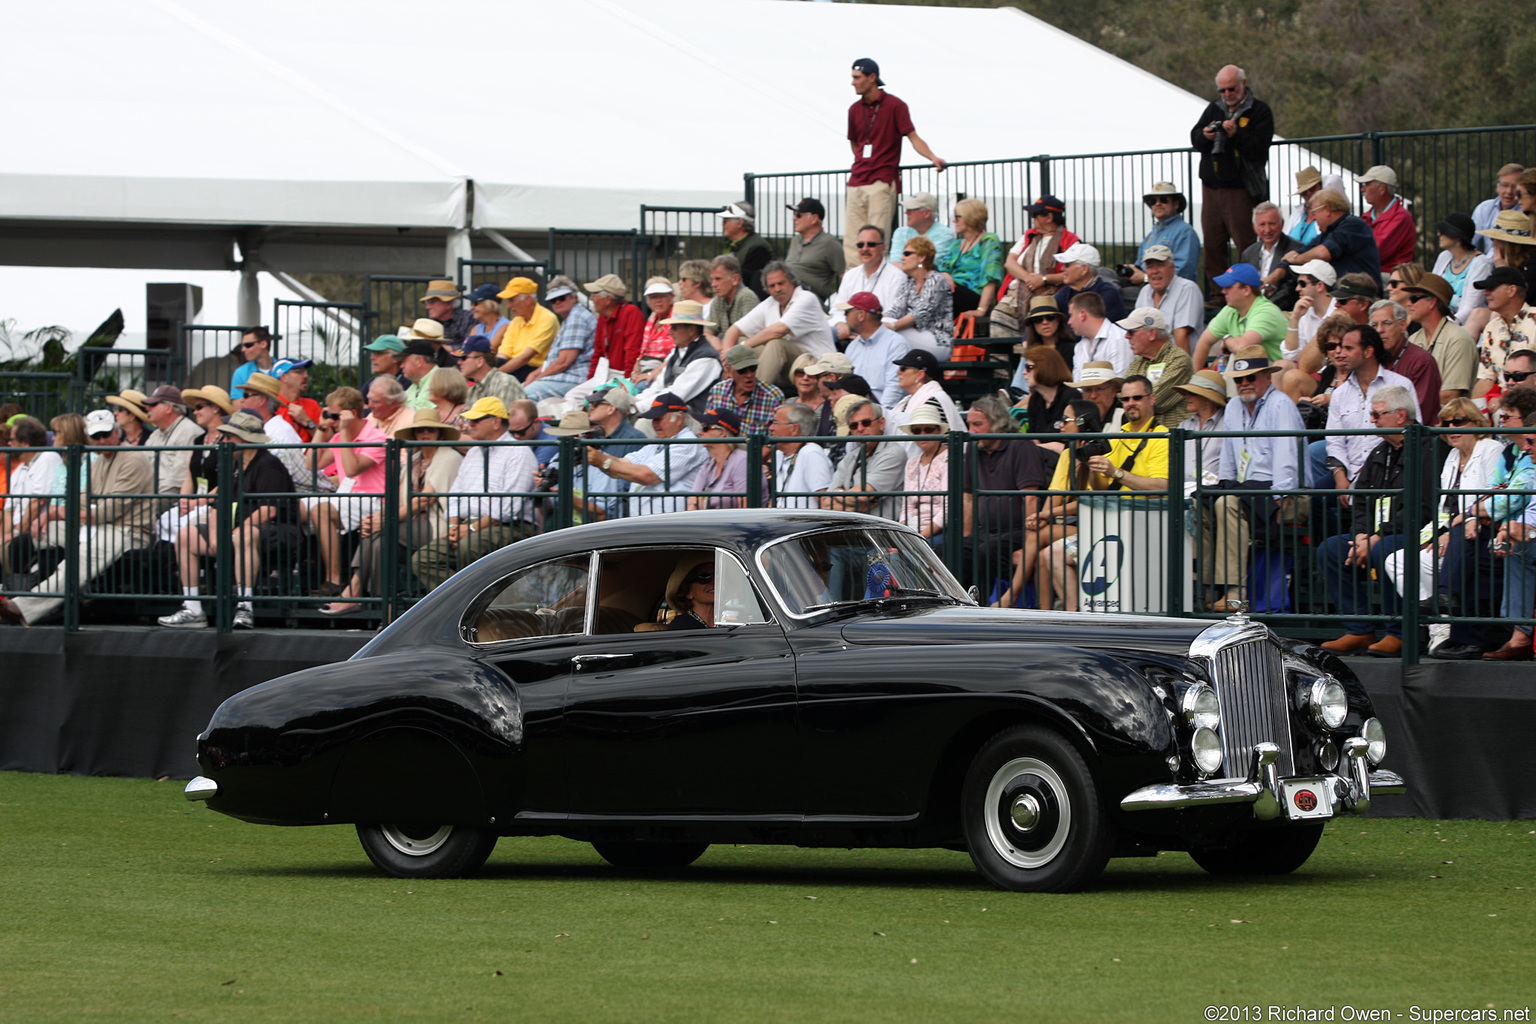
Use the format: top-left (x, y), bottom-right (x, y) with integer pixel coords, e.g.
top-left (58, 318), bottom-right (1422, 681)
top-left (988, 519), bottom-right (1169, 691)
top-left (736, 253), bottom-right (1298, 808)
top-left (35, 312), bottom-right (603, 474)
top-left (845, 0), bottom-right (1536, 138)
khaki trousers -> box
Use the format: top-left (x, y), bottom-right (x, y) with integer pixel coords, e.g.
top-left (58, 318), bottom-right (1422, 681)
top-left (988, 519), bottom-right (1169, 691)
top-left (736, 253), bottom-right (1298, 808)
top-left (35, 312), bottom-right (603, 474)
top-left (757, 338), bottom-right (807, 395)
top-left (1199, 492), bottom-right (1307, 590)
top-left (845, 181), bottom-right (898, 269)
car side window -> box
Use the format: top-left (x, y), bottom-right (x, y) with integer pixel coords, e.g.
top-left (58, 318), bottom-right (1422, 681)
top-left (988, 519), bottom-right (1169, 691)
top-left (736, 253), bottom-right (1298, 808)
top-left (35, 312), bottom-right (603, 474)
top-left (466, 555), bottom-right (590, 644)
top-left (713, 550), bottom-right (769, 626)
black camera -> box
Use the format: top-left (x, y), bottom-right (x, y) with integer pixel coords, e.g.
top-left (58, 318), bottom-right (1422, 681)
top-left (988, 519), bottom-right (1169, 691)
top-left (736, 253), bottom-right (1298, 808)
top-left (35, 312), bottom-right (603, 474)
top-left (1116, 263), bottom-right (1136, 280)
top-left (1078, 437), bottom-right (1112, 459)
top-left (1207, 120), bottom-right (1223, 132)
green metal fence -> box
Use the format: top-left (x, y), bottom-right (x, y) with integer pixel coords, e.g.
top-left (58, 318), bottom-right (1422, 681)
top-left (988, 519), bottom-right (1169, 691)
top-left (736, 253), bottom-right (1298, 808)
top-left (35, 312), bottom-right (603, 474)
top-left (5, 427), bottom-right (1532, 666)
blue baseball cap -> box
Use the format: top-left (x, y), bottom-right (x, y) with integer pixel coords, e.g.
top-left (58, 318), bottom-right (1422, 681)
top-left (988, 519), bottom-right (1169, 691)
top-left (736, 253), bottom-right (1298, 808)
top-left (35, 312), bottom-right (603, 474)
top-left (453, 334), bottom-right (494, 358)
top-left (851, 57), bottom-right (884, 87)
top-left (465, 283), bottom-right (501, 304)
top-left (270, 358), bottom-right (313, 377)
top-left (1212, 264), bottom-right (1263, 289)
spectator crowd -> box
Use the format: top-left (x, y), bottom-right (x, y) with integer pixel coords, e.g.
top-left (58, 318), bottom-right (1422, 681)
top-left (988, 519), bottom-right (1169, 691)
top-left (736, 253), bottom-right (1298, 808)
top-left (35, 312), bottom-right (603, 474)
top-left (5, 57), bottom-right (1536, 659)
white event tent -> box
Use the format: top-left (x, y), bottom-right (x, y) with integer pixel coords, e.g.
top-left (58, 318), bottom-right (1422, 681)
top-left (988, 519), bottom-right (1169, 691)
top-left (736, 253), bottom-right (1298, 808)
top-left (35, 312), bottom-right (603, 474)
top-left (3, 0), bottom-right (1241, 325)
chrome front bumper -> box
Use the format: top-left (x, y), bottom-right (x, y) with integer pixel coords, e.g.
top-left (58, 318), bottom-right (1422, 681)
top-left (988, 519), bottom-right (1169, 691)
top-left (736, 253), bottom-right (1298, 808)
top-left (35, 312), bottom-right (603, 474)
top-left (184, 776), bottom-right (218, 801)
top-left (1120, 741), bottom-right (1406, 819)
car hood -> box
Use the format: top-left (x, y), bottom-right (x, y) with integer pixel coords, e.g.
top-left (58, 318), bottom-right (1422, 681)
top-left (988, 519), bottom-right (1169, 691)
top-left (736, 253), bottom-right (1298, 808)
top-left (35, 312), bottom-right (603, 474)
top-left (838, 606), bottom-right (1209, 658)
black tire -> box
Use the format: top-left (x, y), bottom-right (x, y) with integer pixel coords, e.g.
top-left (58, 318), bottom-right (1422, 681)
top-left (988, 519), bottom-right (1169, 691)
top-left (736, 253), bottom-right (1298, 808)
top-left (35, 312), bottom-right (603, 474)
top-left (591, 840), bottom-right (709, 870)
top-left (355, 823), bottom-right (498, 879)
top-left (961, 724), bottom-right (1114, 892)
top-left (1188, 823), bottom-right (1324, 876)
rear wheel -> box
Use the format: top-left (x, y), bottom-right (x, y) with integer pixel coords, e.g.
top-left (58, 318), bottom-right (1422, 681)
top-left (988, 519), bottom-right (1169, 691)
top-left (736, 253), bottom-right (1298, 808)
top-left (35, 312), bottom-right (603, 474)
top-left (592, 840), bottom-right (709, 870)
top-left (961, 724), bottom-right (1114, 892)
top-left (356, 823), bottom-right (498, 878)
top-left (1188, 823), bottom-right (1324, 876)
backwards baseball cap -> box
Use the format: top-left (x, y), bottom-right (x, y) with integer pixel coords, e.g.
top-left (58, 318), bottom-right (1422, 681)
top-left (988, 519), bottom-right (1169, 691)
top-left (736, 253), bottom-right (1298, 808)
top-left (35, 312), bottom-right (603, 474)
top-left (787, 197), bottom-right (826, 218)
top-left (1115, 307), bottom-right (1169, 334)
top-left (1213, 263), bottom-right (1263, 289)
top-left (1055, 242), bottom-right (1101, 268)
top-left (462, 396), bottom-right (509, 421)
top-left (834, 291), bottom-right (882, 315)
top-left (638, 393), bottom-right (689, 420)
top-left (85, 409), bottom-right (116, 436)
top-left (364, 334), bottom-right (404, 353)
top-left (851, 57), bottom-right (884, 86)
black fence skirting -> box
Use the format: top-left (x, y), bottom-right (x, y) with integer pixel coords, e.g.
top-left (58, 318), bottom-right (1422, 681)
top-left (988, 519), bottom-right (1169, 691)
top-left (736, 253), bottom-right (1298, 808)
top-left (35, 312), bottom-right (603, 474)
top-left (1, 628), bottom-right (1531, 820)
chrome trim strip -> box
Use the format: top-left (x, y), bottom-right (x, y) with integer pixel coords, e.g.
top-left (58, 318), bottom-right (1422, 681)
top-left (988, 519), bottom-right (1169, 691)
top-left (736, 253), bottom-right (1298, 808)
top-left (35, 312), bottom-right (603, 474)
top-left (1368, 769), bottom-right (1406, 794)
top-left (184, 776), bottom-right (218, 801)
top-left (1119, 779), bottom-right (1265, 811)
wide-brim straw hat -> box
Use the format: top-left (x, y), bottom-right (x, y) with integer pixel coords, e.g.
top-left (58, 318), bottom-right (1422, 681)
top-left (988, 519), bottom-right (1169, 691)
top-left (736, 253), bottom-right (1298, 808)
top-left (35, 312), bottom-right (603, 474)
top-left (1066, 361), bottom-right (1123, 389)
top-left (106, 389), bottom-right (150, 422)
top-left (241, 373), bottom-right (283, 400)
top-left (394, 407), bottom-right (462, 441)
top-left (546, 409), bottom-right (596, 437)
top-left (1175, 369), bottom-right (1230, 405)
top-left (1476, 209), bottom-right (1536, 246)
top-left (181, 385), bottom-right (234, 416)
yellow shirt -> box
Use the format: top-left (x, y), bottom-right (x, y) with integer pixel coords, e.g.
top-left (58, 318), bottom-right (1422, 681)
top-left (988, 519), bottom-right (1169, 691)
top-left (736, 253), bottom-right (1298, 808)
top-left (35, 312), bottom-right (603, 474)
top-left (496, 304), bottom-right (560, 367)
top-left (1090, 420), bottom-right (1170, 495)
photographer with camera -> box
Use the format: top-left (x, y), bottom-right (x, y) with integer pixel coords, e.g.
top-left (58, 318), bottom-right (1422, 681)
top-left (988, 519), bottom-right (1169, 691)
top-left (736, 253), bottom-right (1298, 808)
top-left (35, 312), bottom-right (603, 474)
top-left (1190, 65), bottom-right (1274, 303)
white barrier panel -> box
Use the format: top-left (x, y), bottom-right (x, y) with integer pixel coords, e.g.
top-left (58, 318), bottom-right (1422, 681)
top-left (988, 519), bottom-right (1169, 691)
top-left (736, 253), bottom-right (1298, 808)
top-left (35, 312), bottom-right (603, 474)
top-left (1077, 495), bottom-right (1194, 614)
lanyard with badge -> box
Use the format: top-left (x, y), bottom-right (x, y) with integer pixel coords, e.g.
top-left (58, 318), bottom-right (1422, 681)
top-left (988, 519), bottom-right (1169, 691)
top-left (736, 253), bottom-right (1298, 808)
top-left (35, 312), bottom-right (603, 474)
top-left (1236, 390), bottom-right (1271, 483)
top-left (859, 99), bottom-right (881, 160)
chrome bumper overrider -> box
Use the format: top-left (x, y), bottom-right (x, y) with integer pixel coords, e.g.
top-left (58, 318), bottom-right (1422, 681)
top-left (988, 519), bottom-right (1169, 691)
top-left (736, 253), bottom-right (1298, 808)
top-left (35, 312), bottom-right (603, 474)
top-left (184, 776), bottom-right (218, 801)
top-left (1120, 741), bottom-right (1406, 818)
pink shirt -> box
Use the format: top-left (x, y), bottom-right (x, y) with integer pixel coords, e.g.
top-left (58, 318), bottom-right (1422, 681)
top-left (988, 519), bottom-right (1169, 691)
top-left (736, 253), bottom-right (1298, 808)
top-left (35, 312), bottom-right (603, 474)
top-left (325, 420), bottom-right (389, 494)
top-left (903, 447), bottom-right (949, 536)
top-left (640, 314), bottom-right (675, 361)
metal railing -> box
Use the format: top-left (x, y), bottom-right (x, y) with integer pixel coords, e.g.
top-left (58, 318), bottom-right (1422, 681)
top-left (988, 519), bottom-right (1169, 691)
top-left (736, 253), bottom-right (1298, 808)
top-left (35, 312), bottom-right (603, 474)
top-left (4, 426), bottom-right (1532, 664)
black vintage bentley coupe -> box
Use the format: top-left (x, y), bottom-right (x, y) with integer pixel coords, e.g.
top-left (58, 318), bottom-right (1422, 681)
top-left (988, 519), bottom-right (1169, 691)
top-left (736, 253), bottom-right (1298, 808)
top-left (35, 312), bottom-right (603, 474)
top-left (186, 510), bottom-right (1404, 892)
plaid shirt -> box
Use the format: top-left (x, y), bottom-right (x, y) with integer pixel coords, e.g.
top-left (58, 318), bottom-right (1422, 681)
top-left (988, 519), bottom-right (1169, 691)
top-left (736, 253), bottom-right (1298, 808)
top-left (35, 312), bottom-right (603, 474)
top-left (540, 303), bottom-right (597, 387)
top-left (704, 379), bottom-right (784, 436)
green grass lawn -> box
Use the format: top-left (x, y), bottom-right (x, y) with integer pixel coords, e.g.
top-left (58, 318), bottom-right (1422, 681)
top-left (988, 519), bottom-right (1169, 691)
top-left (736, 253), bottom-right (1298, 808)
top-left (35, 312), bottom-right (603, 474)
top-left (0, 771), bottom-right (1531, 1023)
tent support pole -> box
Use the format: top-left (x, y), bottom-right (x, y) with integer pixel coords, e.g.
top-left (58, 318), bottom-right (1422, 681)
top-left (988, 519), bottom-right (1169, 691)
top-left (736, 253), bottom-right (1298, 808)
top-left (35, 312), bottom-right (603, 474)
top-left (481, 229), bottom-right (537, 262)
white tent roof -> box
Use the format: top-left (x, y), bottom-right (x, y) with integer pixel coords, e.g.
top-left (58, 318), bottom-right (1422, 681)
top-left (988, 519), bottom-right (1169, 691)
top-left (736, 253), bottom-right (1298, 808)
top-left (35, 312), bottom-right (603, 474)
top-left (3, 0), bottom-right (1219, 236)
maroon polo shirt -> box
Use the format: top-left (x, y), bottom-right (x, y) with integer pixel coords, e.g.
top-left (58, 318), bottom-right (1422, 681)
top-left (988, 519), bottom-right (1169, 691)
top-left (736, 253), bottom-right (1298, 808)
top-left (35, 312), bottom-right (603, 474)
top-left (1384, 336), bottom-right (1442, 424)
top-left (847, 91), bottom-right (916, 187)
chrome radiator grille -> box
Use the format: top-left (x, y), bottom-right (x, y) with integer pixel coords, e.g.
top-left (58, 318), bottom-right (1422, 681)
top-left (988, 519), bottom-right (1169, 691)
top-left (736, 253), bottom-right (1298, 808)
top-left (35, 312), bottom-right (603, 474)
top-left (1210, 638), bottom-right (1294, 778)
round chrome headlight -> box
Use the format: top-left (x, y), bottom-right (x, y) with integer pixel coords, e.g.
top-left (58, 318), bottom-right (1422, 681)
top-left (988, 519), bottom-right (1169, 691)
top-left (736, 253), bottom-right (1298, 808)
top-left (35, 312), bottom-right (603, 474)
top-left (1181, 684), bottom-right (1221, 731)
top-left (1362, 717), bottom-right (1387, 765)
top-left (1309, 677), bottom-right (1348, 729)
top-left (1191, 727), bottom-right (1224, 775)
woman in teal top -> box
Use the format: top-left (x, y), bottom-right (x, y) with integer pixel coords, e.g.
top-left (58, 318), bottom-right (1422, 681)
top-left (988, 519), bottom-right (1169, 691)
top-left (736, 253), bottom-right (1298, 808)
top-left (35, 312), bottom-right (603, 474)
top-left (937, 198), bottom-right (1004, 317)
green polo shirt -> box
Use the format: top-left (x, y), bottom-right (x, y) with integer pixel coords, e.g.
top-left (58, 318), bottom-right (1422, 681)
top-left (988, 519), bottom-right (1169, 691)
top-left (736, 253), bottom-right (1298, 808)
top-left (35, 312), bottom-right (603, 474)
top-left (1207, 294), bottom-right (1289, 361)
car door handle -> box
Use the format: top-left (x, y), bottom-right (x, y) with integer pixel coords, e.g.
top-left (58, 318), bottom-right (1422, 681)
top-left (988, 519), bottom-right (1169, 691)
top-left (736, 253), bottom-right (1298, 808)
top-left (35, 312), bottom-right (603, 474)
top-left (572, 654), bottom-right (632, 671)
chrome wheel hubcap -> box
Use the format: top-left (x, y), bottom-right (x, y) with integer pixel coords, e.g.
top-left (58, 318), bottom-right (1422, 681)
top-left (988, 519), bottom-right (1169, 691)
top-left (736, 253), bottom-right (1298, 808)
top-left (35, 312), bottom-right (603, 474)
top-left (380, 825), bottom-right (453, 857)
top-left (984, 757), bottom-right (1071, 869)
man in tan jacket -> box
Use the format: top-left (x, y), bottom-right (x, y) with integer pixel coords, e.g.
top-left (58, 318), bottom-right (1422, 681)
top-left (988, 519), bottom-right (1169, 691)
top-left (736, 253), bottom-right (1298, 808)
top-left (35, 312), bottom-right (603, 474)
top-left (1, 410), bottom-right (154, 626)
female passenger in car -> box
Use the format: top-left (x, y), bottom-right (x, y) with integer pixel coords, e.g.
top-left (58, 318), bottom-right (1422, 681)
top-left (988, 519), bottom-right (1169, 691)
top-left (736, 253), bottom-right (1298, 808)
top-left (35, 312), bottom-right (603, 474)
top-left (666, 556), bottom-right (715, 629)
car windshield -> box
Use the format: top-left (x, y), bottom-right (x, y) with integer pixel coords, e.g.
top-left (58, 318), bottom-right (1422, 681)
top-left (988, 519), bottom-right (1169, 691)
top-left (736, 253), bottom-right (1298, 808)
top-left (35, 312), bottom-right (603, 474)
top-left (760, 527), bottom-right (969, 617)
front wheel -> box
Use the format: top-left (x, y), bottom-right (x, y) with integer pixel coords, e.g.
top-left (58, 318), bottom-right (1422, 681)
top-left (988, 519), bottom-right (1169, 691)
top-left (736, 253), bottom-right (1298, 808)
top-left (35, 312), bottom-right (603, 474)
top-left (356, 823), bottom-right (498, 878)
top-left (961, 724), bottom-right (1114, 892)
top-left (592, 840), bottom-right (708, 871)
top-left (1188, 823), bottom-right (1324, 876)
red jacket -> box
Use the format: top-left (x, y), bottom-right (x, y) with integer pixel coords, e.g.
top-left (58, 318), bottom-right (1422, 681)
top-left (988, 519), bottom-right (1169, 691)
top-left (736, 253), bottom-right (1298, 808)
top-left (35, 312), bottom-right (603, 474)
top-left (1366, 198), bottom-right (1416, 271)
top-left (589, 303), bottom-right (645, 375)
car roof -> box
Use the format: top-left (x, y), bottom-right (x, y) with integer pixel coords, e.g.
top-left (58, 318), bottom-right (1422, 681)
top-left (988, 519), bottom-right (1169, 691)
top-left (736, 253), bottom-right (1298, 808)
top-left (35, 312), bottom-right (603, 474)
top-left (355, 509), bottom-right (903, 656)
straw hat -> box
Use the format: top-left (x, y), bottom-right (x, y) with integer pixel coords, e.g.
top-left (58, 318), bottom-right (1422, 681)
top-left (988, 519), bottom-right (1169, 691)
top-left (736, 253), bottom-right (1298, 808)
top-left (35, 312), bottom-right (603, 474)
top-left (217, 410), bottom-right (270, 444)
top-left (1476, 209), bottom-right (1536, 246)
top-left (394, 407), bottom-right (462, 441)
top-left (106, 389), bottom-right (150, 422)
top-left (898, 402), bottom-right (947, 434)
top-left (546, 409), bottom-right (597, 437)
top-left (1066, 361), bottom-right (1123, 389)
top-left (1176, 369), bottom-right (1230, 405)
top-left (1292, 166), bottom-right (1323, 195)
top-left (181, 385), bottom-right (234, 415)
top-left (241, 373), bottom-right (283, 400)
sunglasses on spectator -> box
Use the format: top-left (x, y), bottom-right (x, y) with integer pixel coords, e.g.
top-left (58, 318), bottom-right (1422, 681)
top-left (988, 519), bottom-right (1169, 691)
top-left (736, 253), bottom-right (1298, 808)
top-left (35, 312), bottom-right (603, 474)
top-left (1144, 197), bottom-right (1175, 206)
top-left (240, 341), bottom-right (260, 349)
top-left (854, 241), bottom-right (882, 249)
top-left (1368, 410), bottom-right (1401, 420)
top-left (1504, 369), bottom-right (1536, 383)
top-left (1441, 417), bottom-right (1474, 427)
top-left (511, 422), bottom-right (540, 437)
top-left (1054, 416), bottom-right (1088, 428)
top-left (686, 570), bottom-right (715, 585)
top-left (848, 417), bottom-right (879, 429)
top-left (1117, 393), bottom-right (1149, 402)
top-left (1324, 341), bottom-right (1342, 350)
top-left (1386, 278), bottom-right (1403, 287)
top-left (909, 425), bottom-right (943, 435)
top-left (901, 250), bottom-right (916, 258)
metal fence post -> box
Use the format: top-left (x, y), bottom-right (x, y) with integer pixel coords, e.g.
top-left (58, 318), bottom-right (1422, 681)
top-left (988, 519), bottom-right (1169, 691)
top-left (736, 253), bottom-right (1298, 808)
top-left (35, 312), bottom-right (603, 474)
top-left (1167, 427), bottom-right (1186, 616)
top-left (746, 434), bottom-right (763, 508)
top-left (1401, 423), bottom-right (1422, 665)
top-left (742, 172), bottom-right (754, 210)
top-left (1037, 156), bottom-right (1051, 197)
top-left (944, 430), bottom-right (965, 582)
top-left (61, 445), bottom-right (82, 632)
top-left (1369, 131), bottom-right (1385, 167)
top-left (213, 443), bottom-right (235, 633)
top-left (557, 436), bottom-right (576, 531)
top-left (382, 439), bottom-right (401, 624)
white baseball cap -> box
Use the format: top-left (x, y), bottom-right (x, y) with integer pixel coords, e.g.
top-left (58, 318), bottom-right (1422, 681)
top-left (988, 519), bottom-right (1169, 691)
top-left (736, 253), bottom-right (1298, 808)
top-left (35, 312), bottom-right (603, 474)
top-left (85, 409), bottom-right (116, 436)
top-left (1056, 242), bottom-right (1102, 268)
top-left (1294, 260), bottom-right (1338, 287)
